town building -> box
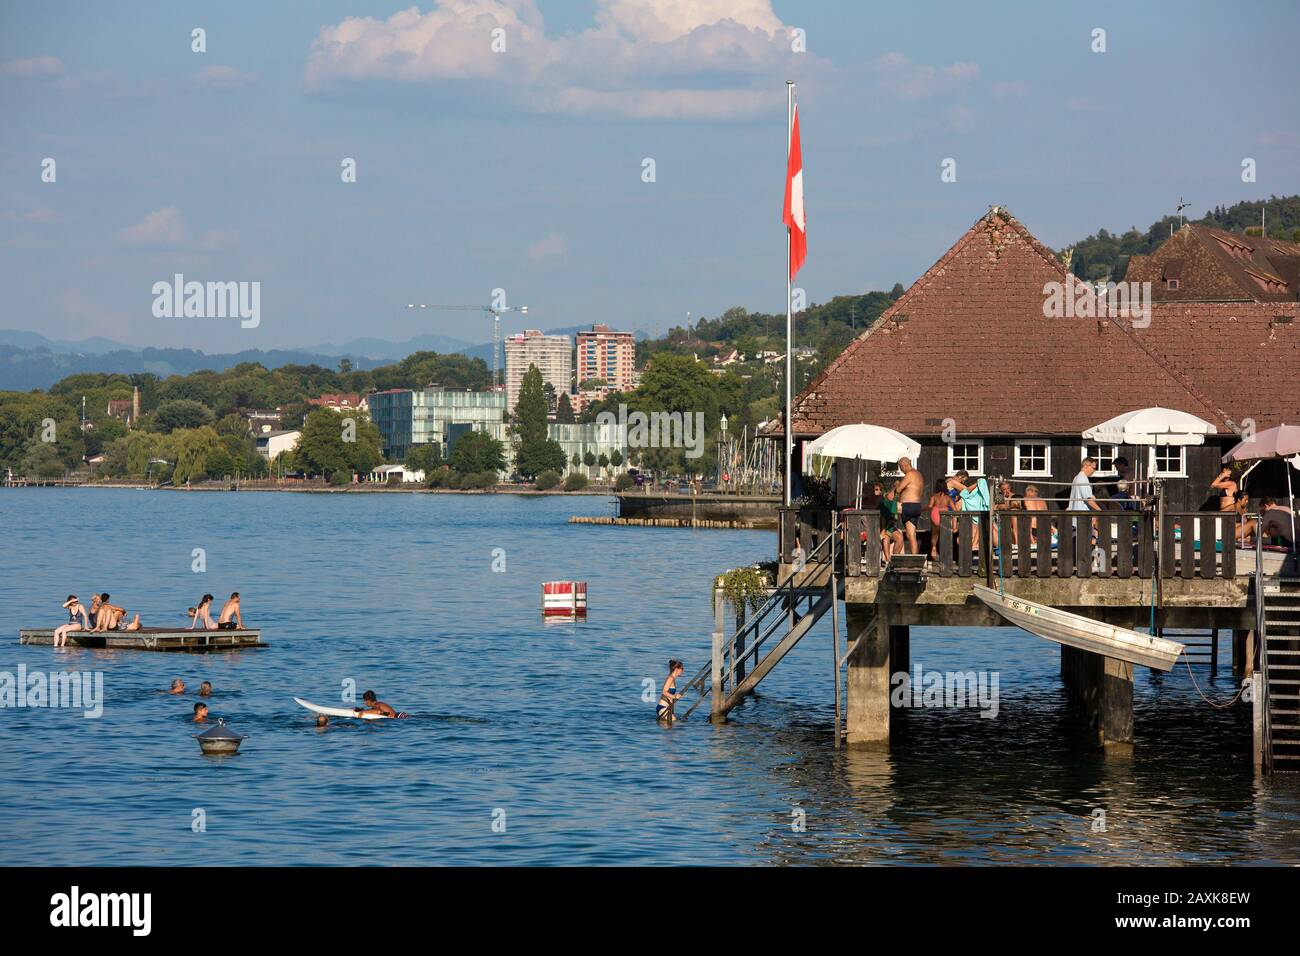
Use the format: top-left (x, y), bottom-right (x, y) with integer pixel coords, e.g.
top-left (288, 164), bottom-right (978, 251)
top-left (368, 464), bottom-right (425, 484)
top-left (256, 429), bottom-right (301, 460)
top-left (368, 385), bottom-right (626, 477)
top-left (574, 324), bottom-right (636, 410)
top-left (368, 387), bottom-right (508, 463)
top-left (307, 393), bottom-right (367, 414)
top-left (106, 385), bottom-right (142, 426)
top-left (245, 409), bottom-right (283, 433)
top-left (504, 329), bottom-right (572, 415)
top-left (550, 421), bottom-right (629, 477)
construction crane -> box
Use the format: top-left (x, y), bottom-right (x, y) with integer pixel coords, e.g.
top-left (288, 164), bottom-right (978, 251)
top-left (406, 301), bottom-right (529, 391)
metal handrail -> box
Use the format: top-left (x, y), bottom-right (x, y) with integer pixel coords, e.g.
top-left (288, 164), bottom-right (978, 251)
top-left (680, 521), bottom-right (839, 714)
top-left (1256, 530), bottom-right (1273, 768)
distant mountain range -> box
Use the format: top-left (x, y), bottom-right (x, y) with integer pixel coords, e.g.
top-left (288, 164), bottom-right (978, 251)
top-left (0, 326), bottom-right (650, 391)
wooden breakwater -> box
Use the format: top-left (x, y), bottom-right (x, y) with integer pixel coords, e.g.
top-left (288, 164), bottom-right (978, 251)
top-left (569, 515), bottom-right (766, 529)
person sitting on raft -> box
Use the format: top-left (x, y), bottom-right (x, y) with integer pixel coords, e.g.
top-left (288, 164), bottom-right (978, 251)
top-left (53, 595), bottom-right (92, 647)
top-left (93, 593), bottom-right (141, 631)
top-left (188, 594), bottom-right (217, 630)
top-left (217, 592), bottom-right (244, 630)
top-left (353, 690), bottom-right (404, 718)
top-left (657, 659), bottom-right (685, 722)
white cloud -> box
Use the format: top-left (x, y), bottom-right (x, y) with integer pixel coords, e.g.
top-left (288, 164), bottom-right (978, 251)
top-left (527, 230), bottom-right (566, 260)
top-left (0, 55), bottom-right (64, 78)
top-left (194, 65), bottom-right (259, 90)
top-left (873, 53), bottom-right (979, 100)
top-left (115, 206), bottom-right (187, 246)
top-left (114, 207), bottom-right (239, 251)
top-left (304, 0), bottom-right (814, 120)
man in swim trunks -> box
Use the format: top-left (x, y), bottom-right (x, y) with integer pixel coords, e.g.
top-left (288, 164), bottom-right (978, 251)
top-left (354, 690), bottom-right (400, 718)
top-left (217, 592), bottom-right (244, 630)
top-left (895, 457), bottom-right (924, 555)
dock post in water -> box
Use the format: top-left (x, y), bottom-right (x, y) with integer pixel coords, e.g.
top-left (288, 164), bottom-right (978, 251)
top-left (845, 605), bottom-right (891, 746)
top-left (711, 589), bottom-right (726, 724)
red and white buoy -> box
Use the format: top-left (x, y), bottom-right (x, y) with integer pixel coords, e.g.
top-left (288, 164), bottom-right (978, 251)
top-left (542, 581), bottom-right (587, 617)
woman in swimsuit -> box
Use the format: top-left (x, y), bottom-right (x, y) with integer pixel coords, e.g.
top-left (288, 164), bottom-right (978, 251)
top-left (1213, 468), bottom-right (1256, 545)
top-left (53, 595), bottom-right (91, 647)
top-left (927, 479), bottom-right (953, 560)
top-left (657, 659), bottom-right (685, 722)
top-left (188, 594), bottom-right (217, 630)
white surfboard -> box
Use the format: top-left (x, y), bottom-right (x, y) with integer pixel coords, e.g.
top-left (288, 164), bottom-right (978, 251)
top-left (293, 697), bottom-right (391, 720)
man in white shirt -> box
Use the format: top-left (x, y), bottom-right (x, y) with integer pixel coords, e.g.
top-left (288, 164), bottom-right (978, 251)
top-left (1068, 458), bottom-right (1100, 512)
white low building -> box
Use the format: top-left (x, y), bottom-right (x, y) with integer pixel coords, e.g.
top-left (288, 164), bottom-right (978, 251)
top-left (369, 464), bottom-right (425, 484)
top-left (256, 429), bottom-right (301, 459)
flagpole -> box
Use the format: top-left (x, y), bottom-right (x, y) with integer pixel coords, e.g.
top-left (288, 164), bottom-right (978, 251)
top-left (784, 79), bottom-right (794, 509)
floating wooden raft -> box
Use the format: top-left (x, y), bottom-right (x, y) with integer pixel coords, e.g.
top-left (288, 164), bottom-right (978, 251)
top-left (19, 627), bottom-right (265, 652)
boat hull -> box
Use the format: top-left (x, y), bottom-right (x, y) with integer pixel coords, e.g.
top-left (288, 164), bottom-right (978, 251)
top-left (972, 585), bottom-right (1184, 671)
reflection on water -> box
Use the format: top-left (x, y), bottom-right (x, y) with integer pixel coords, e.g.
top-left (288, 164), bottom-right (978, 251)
top-left (0, 488), bottom-right (1296, 865)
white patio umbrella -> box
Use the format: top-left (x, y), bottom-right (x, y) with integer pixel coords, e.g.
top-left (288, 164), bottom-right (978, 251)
top-left (803, 423), bottom-right (921, 466)
top-left (1222, 424), bottom-right (1300, 550)
top-left (804, 424), bottom-right (921, 509)
top-left (1083, 406), bottom-right (1219, 495)
top-left (1082, 406), bottom-right (1218, 446)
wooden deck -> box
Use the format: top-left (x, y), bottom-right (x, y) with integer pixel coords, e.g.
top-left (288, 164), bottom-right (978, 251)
top-left (19, 627), bottom-right (265, 652)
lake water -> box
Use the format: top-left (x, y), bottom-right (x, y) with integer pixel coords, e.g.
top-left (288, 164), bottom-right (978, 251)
top-left (1, 488), bottom-right (1297, 866)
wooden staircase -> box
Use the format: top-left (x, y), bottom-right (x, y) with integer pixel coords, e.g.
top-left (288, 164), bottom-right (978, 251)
top-left (680, 526), bottom-right (837, 722)
top-left (1262, 577), bottom-right (1300, 771)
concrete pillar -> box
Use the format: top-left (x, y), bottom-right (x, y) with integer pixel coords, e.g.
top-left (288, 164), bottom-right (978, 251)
top-left (846, 606), bottom-right (891, 747)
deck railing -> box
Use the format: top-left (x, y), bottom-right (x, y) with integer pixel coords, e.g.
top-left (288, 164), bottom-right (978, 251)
top-left (783, 506), bottom-right (1250, 580)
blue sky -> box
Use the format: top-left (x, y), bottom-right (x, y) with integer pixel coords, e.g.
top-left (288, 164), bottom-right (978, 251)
top-left (1, 0), bottom-right (1297, 354)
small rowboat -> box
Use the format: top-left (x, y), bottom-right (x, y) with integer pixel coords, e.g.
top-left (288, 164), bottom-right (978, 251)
top-left (973, 584), bottom-right (1184, 671)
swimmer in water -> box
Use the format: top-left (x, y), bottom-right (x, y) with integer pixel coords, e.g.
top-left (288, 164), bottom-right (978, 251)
top-left (657, 659), bottom-right (685, 722)
top-left (315, 715), bottom-right (329, 729)
top-left (354, 690), bottom-right (407, 718)
top-left (169, 679), bottom-right (186, 695)
top-left (198, 681), bottom-right (213, 698)
top-left (193, 703), bottom-right (208, 722)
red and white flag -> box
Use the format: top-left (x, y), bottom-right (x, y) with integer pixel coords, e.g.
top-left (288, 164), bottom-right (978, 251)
top-left (782, 102), bottom-right (806, 280)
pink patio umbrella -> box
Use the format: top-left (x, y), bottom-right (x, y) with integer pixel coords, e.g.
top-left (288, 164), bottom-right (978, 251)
top-left (1222, 424), bottom-right (1300, 549)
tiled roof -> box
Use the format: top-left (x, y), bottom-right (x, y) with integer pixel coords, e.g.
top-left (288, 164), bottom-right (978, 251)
top-left (787, 208), bottom-right (1238, 437)
top-left (1125, 224), bottom-right (1300, 303)
top-left (1128, 301), bottom-right (1300, 429)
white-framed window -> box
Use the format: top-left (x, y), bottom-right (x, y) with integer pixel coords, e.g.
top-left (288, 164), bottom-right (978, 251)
top-left (1082, 443), bottom-right (1119, 477)
top-left (1150, 445), bottom-right (1186, 478)
top-left (1014, 440), bottom-right (1051, 477)
top-left (947, 440), bottom-right (984, 476)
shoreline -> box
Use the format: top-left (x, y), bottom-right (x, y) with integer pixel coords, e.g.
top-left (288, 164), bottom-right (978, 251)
top-left (1, 480), bottom-right (616, 497)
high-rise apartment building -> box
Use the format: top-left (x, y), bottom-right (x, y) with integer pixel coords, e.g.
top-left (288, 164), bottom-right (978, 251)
top-left (504, 329), bottom-right (572, 414)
